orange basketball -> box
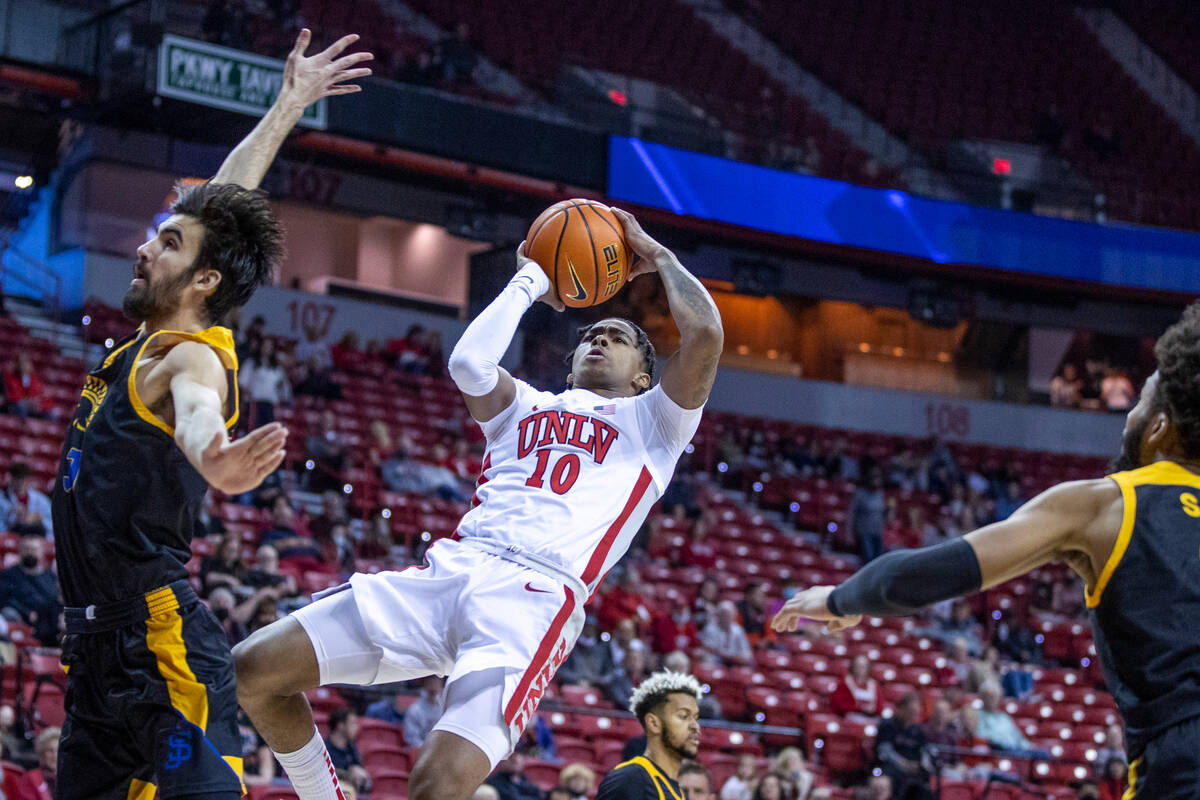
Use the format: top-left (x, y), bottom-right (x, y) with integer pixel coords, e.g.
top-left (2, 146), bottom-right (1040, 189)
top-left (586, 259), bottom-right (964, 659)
top-left (524, 199), bottom-right (631, 309)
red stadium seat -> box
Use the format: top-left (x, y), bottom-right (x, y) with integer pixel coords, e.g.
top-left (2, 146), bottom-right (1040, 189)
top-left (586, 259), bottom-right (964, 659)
top-left (248, 787), bottom-right (300, 800)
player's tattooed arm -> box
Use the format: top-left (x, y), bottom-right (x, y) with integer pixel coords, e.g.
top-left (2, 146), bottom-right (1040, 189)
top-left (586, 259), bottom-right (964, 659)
top-left (211, 29), bottom-right (373, 190)
top-left (161, 342), bottom-right (289, 494)
top-left (611, 207), bottom-right (723, 409)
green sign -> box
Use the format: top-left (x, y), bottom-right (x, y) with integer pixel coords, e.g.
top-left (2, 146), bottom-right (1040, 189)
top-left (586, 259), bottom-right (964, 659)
top-left (157, 34), bottom-right (326, 129)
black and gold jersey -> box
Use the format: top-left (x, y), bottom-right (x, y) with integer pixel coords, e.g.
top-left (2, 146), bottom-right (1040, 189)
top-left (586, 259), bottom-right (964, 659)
top-left (596, 756), bottom-right (685, 800)
top-left (1089, 460), bottom-right (1200, 752)
top-left (52, 326), bottom-right (238, 606)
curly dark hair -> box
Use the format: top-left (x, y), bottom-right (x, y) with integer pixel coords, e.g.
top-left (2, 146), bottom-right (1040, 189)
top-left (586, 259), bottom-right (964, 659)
top-left (1153, 303), bottom-right (1200, 459)
top-left (171, 181), bottom-right (283, 324)
top-left (567, 319), bottom-right (656, 393)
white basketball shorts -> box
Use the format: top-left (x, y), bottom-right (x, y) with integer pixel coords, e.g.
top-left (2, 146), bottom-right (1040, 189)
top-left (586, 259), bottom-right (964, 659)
top-left (292, 538), bottom-right (586, 767)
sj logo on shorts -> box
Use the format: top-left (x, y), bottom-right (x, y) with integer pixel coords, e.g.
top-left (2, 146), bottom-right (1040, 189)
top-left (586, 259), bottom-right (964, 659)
top-left (163, 732), bottom-right (193, 770)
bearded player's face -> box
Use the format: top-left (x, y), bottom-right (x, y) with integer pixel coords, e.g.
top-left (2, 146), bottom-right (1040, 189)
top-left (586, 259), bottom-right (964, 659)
top-left (123, 214), bottom-right (205, 322)
top-left (652, 694), bottom-right (700, 760)
top-left (568, 319), bottom-right (649, 395)
top-left (1112, 372), bottom-right (1159, 473)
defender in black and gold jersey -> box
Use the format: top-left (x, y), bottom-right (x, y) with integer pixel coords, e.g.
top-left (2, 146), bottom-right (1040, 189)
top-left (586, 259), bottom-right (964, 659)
top-left (597, 671), bottom-right (702, 800)
top-left (773, 303), bottom-right (1200, 798)
top-left (51, 29), bottom-right (372, 800)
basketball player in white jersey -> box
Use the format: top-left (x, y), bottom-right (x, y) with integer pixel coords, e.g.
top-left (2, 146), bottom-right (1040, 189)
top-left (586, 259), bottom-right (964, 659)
top-left (234, 206), bottom-right (723, 800)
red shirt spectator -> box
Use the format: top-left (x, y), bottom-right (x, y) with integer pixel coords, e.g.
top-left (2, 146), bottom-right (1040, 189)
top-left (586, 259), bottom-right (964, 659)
top-left (679, 513), bottom-right (717, 569)
top-left (649, 608), bottom-right (700, 654)
top-left (831, 655), bottom-right (880, 717)
top-left (330, 331), bottom-right (362, 370)
top-left (16, 727), bottom-right (58, 800)
top-left (5, 353), bottom-right (51, 417)
top-left (597, 569), bottom-right (652, 633)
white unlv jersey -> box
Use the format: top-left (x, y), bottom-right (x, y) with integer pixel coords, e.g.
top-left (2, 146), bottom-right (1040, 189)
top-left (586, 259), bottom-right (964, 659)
top-left (457, 379), bottom-right (702, 594)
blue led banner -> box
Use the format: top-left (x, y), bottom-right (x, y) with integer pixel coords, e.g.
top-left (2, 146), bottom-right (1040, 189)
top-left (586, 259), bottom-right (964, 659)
top-left (608, 137), bottom-right (1200, 294)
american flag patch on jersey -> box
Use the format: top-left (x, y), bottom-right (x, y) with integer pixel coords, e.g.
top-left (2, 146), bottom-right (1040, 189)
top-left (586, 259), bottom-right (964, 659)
top-left (593, 404), bottom-right (616, 415)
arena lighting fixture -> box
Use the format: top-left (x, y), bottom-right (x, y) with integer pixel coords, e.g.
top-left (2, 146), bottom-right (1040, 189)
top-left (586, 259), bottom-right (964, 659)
top-left (14, 175), bottom-right (32, 189)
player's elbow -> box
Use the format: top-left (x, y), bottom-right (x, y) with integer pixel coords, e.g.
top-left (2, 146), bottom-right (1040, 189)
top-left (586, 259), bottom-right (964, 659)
top-left (447, 348), bottom-right (497, 397)
top-left (687, 320), bottom-right (724, 352)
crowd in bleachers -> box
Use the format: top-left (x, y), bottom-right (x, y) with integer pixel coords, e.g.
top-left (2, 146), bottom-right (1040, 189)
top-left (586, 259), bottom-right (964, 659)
top-left (0, 306), bottom-right (1130, 799)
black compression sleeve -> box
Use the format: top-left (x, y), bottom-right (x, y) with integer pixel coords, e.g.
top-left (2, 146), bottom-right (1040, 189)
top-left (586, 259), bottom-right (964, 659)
top-left (826, 538), bottom-right (983, 617)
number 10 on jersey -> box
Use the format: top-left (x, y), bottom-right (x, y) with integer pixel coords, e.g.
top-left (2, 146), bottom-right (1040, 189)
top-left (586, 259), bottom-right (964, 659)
top-left (525, 449), bottom-right (581, 494)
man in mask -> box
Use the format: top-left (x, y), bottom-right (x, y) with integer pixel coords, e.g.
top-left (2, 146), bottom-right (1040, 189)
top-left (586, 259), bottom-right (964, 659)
top-left (0, 535), bottom-right (60, 645)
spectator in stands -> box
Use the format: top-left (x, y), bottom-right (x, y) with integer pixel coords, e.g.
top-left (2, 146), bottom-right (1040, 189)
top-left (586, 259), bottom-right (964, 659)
top-left (678, 762), bottom-right (714, 800)
top-left (304, 409), bottom-right (350, 492)
top-left (848, 468), bottom-right (886, 562)
top-left (738, 581), bottom-right (770, 639)
top-left (651, 603), bottom-right (700, 655)
top-left (1093, 723), bottom-right (1126, 768)
top-left (904, 506), bottom-right (938, 548)
top-left (925, 437), bottom-right (958, 483)
top-left (244, 544), bottom-right (300, 601)
top-left (200, 531), bottom-right (249, 597)
top-left (324, 708), bottom-right (370, 794)
top-left (437, 22), bottom-right (480, 85)
top-left (295, 320), bottom-right (332, 372)
top-left (364, 689), bottom-right (408, 727)
top-left (309, 489), bottom-right (348, 549)
top-left (993, 480), bottom-right (1024, 521)
top-left (330, 331), bottom-right (361, 371)
top-left (239, 337), bottom-right (290, 426)
top-left (196, 489), bottom-right (228, 539)
top-left (1097, 757), bottom-right (1127, 800)
top-left (248, 595), bottom-right (279, 634)
top-left (1050, 363), bottom-right (1082, 408)
top-left (207, 586), bottom-right (248, 645)
top-left (238, 708), bottom-right (276, 786)
top-left (558, 615), bottom-right (615, 687)
top-left (403, 675), bottom-right (444, 748)
top-left (934, 601), bottom-right (983, 655)
top-left (0, 535), bottom-right (60, 646)
top-left (831, 655), bottom-right (880, 718)
top-left (692, 575), bottom-right (722, 630)
top-left (0, 462), bottom-right (52, 537)
top-left (514, 712), bottom-right (557, 760)
top-left (701, 601), bottom-right (754, 667)
top-left (606, 646), bottom-right (651, 710)
top-left (974, 682), bottom-right (1034, 752)
top-left (486, 752), bottom-right (543, 800)
top-left (678, 511), bottom-right (717, 569)
top-left (260, 495), bottom-right (324, 571)
top-left (942, 638), bottom-right (972, 686)
top-left (921, 698), bottom-right (964, 772)
top-left (559, 763), bottom-right (596, 800)
top-left (4, 353), bottom-right (52, 420)
top-left (387, 324), bottom-right (432, 374)
top-left (380, 444), bottom-right (472, 502)
top-left (999, 661), bottom-right (1036, 699)
top-left (1079, 359), bottom-right (1105, 410)
top-left (292, 355), bottom-right (342, 400)
top-left (599, 568), bottom-right (653, 632)
top-left (608, 617), bottom-right (646, 669)
top-left (720, 754), bottom-right (758, 800)
top-left (866, 774), bottom-right (892, 800)
top-left (663, 651), bottom-right (721, 720)
top-left (874, 692), bottom-right (931, 800)
top-left (235, 315), bottom-right (266, 362)
top-left (0, 704), bottom-right (32, 768)
top-left (547, 787), bottom-right (570, 800)
top-left (357, 513), bottom-right (398, 562)
top-left (15, 726), bottom-right (59, 800)
top-left (752, 772), bottom-right (788, 800)
top-left (965, 646), bottom-right (1001, 694)
top-left (1101, 366), bottom-right (1135, 412)
top-left (771, 747), bottom-right (814, 800)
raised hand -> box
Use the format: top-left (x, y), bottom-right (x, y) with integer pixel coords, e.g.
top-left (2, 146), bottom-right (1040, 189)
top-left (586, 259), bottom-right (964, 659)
top-left (200, 422), bottom-right (288, 495)
top-left (517, 240), bottom-right (564, 311)
top-left (280, 29), bottom-right (374, 109)
top-left (770, 586), bottom-right (863, 634)
top-left (610, 207), bottom-right (668, 281)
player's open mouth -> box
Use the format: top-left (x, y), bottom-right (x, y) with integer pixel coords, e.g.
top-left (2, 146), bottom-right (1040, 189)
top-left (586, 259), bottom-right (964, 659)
top-left (131, 265), bottom-right (148, 286)
top-left (586, 348), bottom-right (606, 359)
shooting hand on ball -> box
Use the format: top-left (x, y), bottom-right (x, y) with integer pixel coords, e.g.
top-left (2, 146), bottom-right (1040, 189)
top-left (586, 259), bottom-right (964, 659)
top-left (516, 241), bottom-right (564, 311)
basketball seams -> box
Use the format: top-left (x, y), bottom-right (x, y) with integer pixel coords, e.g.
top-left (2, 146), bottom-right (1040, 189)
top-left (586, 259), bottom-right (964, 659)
top-left (571, 201), bottom-right (601, 304)
top-left (552, 206), bottom-right (571, 304)
top-left (526, 201), bottom-right (568, 249)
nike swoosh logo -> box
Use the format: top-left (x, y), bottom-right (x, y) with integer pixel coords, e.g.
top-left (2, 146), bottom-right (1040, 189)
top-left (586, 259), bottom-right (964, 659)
top-left (525, 582), bottom-right (553, 594)
top-left (564, 256), bottom-right (588, 302)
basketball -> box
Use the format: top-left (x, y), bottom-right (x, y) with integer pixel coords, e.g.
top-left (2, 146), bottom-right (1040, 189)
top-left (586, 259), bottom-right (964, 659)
top-left (524, 199), bottom-right (631, 309)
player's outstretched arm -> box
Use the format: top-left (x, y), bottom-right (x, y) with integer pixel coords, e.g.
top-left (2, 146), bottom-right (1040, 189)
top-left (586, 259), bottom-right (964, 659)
top-left (611, 208), bottom-right (723, 409)
top-left (211, 29), bottom-right (373, 190)
top-left (448, 242), bottom-right (563, 423)
top-left (163, 341), bottom-right (289, 494)
top-left (771, 478), bottom-right (1119, 633)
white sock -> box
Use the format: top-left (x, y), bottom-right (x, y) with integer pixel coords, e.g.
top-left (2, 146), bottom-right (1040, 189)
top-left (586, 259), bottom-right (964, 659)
top-left (272, 729), bottom-right (346, 800)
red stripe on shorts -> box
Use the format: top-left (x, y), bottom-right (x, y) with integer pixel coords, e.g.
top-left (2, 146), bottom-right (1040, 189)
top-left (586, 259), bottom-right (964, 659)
top-left (504, 587), bottom-right (576, 726)
top-left (579, 466), bottom-right (653, 587)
